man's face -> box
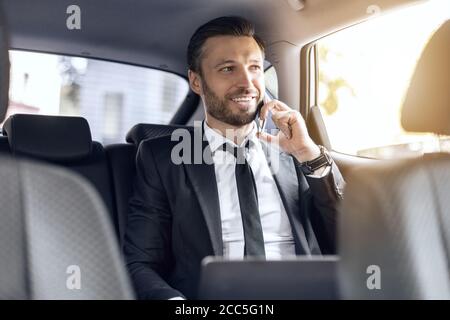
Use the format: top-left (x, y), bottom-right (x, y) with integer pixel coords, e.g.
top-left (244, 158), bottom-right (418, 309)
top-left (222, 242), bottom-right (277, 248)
top-left (189, 36), bottom-right (265, 127)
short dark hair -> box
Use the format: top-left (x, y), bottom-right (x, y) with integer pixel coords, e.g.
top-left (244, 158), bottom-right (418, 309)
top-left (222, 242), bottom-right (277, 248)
top-left (187, 16), bottom-right (265, 74)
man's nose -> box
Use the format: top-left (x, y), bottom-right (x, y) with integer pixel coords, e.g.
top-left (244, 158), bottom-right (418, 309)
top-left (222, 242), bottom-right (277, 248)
top-left (235, 69), bottom-right (255, 88)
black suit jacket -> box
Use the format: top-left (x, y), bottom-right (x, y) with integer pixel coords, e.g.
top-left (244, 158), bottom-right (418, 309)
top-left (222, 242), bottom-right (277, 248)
top-left (123, 125), bottom-right (345, 299)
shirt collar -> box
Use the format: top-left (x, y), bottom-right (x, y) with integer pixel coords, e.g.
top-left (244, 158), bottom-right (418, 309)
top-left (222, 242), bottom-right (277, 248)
top-left (203, 120), bottom-right (258, 153)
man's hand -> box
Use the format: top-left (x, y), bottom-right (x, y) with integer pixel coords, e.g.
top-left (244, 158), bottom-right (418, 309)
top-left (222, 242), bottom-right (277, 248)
top-left (257, 99), bottom-right (320, 163)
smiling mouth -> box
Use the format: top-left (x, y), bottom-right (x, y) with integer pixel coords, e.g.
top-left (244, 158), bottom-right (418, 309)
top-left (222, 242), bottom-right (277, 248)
top-left (230, 96), bottom-right (257, 106)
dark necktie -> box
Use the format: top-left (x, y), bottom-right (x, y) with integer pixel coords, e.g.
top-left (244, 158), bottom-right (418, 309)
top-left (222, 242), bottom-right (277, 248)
top-left (223, 142), bottom-right (266, 258)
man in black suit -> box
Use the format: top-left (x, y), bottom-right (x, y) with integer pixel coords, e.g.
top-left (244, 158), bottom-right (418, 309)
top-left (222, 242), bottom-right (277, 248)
top-left (124, 16), bottom-right (345, 300)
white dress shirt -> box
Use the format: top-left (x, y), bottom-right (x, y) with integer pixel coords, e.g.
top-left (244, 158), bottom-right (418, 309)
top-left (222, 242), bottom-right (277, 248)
top-left (204, 121), bottom-right (297, 260)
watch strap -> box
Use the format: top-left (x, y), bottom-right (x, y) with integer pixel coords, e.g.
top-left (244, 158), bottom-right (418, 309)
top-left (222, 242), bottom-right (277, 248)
top-left (299, 145), bottom-right (332, 175)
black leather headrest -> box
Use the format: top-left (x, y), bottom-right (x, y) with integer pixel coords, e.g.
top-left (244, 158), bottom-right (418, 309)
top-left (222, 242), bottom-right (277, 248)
top-left (3, 114), bottom-right (93, 162)
top-left (401, 20), bottom-right (450, 135)
top-left (0, 6), bottom-right (10, 122)
top-left (126, 123), bottom-right (193, 145)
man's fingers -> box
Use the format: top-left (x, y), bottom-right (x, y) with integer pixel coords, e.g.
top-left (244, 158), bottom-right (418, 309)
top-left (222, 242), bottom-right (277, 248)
top-left (259, 99), bottom-right (290, 120)
top-left (281, 124), bottom-right (293, 139)
top-left (271, 110), bottom-right (293, 122)
top-left (271, 110), bottom-right (299, 139)
top-left (259, 101), bottom-right (271, 120)
top-left (256, 131), bottom-right (278, 144)
top-left (259, 100), bottom-right (306, 140)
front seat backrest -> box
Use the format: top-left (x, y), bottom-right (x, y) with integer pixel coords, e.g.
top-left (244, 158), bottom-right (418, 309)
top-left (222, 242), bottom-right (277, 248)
top-left (2, 114), bottom-right (120, 239)
top-left (0, 157), bottom-right (134, 299)
top-left (338, 20), bottom-right (450, 299)
top-left (339, 156), bottom-right (450, 299)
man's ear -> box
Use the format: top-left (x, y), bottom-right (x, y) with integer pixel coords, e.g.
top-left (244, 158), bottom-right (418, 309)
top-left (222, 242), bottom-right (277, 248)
top-left (188, 69), bottom-right (202, 96)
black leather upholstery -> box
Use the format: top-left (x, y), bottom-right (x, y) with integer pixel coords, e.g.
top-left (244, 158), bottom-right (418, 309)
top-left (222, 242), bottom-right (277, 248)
top-left (104, 124), bottom-right (193, 248)
top-left (104, 123), bottom-right (195, 248)
top-left (64, 141), bottom-right (118, 233)
top-left (169, 89), bottom-right (200, 125)
top-left (126, 123), bottom-right (193, 145)
top-left (0, 135), bottom-right (9, 154)
top-left (105, 143), bottom-right (137, 248)
top-left (3, 114), bottom-right (92, 162)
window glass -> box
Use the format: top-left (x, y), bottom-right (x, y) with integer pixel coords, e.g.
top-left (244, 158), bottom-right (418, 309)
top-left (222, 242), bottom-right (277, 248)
top-left (264, 66), bottom-right (278, 99)
top-left (317, 0), bottom-right (450, 159)
top-left (5, 51), bottom-right (189, 144)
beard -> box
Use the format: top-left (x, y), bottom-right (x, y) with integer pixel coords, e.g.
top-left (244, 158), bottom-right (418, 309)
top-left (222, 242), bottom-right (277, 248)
top-left (201, 80), bottom-right (262, 126)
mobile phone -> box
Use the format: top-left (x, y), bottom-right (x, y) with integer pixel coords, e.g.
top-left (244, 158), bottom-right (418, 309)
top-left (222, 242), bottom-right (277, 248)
top-left (256, 96), bottom-right (269, 133)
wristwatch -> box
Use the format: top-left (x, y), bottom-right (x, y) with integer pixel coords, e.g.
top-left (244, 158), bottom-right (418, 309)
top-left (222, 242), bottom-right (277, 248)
top-left (299, 145), bottom-right (332, 175)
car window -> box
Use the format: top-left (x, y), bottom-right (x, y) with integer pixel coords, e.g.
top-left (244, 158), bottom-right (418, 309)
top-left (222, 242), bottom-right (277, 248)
top-left (316, 0), bottom-right (450, 159)
top-left (5, 50), bottom-right (189, 144)
top-left (264, 65), bottom-right (278, 99)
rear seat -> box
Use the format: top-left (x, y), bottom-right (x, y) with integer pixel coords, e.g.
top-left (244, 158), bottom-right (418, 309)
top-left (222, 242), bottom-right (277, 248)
top-left (0, 135), bottom-right (9, 154)
top-left (104, 143), bottom-right (136, 248)
top-left (2, 115), bottom-right (196, 249)
top-left (2, 114), bottom-right (120, 241)
top-left (105, 123), bottom-right (193, 247)
top-left (125, 123), bottom-right (192, 145)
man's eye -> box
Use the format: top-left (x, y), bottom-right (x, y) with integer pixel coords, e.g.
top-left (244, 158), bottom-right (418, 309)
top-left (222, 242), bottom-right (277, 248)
top-left (250, 65), bottom-right (261, 71)
top-left (221, 66), bottom-right (233, 73)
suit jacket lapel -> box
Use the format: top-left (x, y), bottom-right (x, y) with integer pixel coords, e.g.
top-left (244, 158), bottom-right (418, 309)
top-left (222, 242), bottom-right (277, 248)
top-left (260, 141), bottom-right (311, 255)
top-left (183, 124), bottom-right (223, 256)
top-left (182, 126), bottom-right (312, 257)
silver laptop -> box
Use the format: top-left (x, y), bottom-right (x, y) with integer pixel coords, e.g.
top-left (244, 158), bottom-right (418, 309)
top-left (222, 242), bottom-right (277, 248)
top-left (197, 256), bottom-right (339, 300)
